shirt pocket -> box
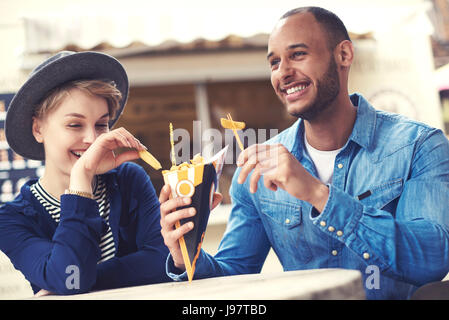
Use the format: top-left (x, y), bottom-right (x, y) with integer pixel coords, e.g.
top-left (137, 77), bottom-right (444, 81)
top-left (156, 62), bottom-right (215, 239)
top-left (259, 197), bottom-right (313, 264)
top-left (358, 178), bottom-right (403, 210)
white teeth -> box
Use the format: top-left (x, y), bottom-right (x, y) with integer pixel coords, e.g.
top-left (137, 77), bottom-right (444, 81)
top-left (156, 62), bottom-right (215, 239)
top-left (286, 84), bottom-right (308, 95)
top-left (72, 151), bottom-right (84, 157)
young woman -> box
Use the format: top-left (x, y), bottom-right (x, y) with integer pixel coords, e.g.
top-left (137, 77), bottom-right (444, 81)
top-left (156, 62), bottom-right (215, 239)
top-left (0, 51), bottom-right (170, 295)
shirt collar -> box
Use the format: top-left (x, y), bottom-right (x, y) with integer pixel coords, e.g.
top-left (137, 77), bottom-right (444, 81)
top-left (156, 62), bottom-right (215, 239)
top-left (347, 93), bottom-right (376, 151)
top-left (287, 93), bottom-right (376, 155)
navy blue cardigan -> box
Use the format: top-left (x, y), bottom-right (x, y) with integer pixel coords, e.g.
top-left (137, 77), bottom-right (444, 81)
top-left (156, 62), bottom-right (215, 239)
top-left (0, 162), bottom-right (171, 294)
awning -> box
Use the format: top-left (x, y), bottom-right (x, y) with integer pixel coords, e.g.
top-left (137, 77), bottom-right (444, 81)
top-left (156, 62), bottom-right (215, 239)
top-left (20, 1), bottom-right (430, 56)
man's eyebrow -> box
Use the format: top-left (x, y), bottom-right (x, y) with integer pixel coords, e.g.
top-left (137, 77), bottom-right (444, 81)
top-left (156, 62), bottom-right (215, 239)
top-left (288, 43), bottom-right (309, 50)
top-left (267, 43), bottom-right (309, 60)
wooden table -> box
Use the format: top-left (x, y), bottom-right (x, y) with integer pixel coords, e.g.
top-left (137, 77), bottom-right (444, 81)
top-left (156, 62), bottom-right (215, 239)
top-left (33, 268), bottom-right (365, 300)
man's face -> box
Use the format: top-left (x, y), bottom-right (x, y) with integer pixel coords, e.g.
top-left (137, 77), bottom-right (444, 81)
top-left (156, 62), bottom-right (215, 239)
top-left (267, 13), bottom-right (340, 120)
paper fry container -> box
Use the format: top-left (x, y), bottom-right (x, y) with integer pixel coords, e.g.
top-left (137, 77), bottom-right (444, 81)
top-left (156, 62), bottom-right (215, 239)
top-left (162, 146), bottom-right (228, 282)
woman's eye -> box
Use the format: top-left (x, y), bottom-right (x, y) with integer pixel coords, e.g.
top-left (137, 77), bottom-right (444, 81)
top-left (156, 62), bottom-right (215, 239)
top-left (96, 124), bottom-right (109, 130)
top-left (68, 124), bottom-right (81, 128)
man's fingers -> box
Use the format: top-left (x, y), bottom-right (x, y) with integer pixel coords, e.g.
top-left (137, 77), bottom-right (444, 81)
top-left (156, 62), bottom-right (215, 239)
top-left (237, 144), bottom-right (271, 167)
top-left (249, 164), bottom-right (262, 193)
top-left (164, 207), bottom-right (196, 228)
top-left (163, 221), bottom-right (194, 246)
top-left (238, 150), bottom-right (278, 185)
top-left (248, 158), bottom-right (278, 193)
top-left (262, 167), bottom-right (279, 191)
top-left (237, 153), bottom-right (259, 184)
top-left (159, 184), bottom-right (171, 204)
top-left (160, 194), bottom-right (191, 217)
top-left (237, 144), bottom-right (280, 185)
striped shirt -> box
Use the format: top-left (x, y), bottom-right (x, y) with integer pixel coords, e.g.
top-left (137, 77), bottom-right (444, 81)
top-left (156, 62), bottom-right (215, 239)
top-left (30, 177), bottom-right (116, 264)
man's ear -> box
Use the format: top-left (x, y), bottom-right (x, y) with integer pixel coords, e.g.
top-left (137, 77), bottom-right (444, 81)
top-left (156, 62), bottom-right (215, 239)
top-left (335, 40), bottom-right (354, 68)
top-left (32, 117), bottom-right (44, 143)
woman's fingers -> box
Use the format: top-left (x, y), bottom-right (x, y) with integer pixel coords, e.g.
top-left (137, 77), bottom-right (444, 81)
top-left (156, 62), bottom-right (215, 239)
top-left (97, 127), bottom-right (146, 151)
top-left (34, 289), bottom-right (53, 297)
top-left (115, 129), bottom-right (132, 148)
top-left (113, 150), bottom-right (140, 167)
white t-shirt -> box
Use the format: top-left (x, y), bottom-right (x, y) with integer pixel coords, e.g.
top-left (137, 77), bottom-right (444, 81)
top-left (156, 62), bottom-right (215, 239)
top-left (304, 134), bottom-right (343, 185)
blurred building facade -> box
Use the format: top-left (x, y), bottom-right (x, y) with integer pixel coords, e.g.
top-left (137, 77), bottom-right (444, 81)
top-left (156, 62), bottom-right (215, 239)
top-left (429, 0), bottom-right (449, 133)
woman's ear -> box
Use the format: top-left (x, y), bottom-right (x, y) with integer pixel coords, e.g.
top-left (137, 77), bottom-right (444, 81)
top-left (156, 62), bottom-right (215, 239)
top-left (32, 117), bottom-right (44, 143)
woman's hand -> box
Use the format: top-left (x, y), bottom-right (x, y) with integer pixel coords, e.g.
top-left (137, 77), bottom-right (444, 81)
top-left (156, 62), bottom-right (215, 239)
top-left (69, 127), bottom-right (146, 193)
top-left (34, 289), bottom-right (53, 297)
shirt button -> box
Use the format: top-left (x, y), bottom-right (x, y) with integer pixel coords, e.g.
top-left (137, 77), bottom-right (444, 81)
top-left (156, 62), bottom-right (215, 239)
top-left (285, 218), bottom-right (290, 224)
top-left (320, 221), bottom-right (326, 227)
top-left (336, 230), bottom-right (343, 237)
top-left (337, 163), bottom-right (343, 169)
top-left (328, 226), bottom-right (335, 232)
top-left (331, 250), bottom-right (338, 256)
top-left (363, 252), bottom-right (370, 260)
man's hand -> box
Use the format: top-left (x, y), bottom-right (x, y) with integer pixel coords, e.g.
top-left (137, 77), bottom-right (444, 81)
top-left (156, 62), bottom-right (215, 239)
top-left (237, 143), bottom-right (329, 212)
top-left (159, 185), bottom-right (223, 271)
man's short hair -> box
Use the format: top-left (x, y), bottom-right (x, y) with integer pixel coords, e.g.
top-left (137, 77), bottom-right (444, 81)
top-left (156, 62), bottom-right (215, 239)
top-left (281, 6), bottom-right (351, 50)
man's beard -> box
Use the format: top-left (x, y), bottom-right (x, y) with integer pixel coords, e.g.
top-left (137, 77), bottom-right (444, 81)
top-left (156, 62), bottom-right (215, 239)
top-left (289, 57), bottom-right (340, 120)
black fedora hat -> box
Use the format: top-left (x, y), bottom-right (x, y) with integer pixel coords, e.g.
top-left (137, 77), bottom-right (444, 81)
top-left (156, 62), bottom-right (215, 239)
top-left (5, 51), bottom-right (129, 160)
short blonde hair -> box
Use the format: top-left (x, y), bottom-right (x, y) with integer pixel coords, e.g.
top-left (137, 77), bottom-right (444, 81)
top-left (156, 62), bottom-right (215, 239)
top-left (34, 79), bottom-right (122, 121)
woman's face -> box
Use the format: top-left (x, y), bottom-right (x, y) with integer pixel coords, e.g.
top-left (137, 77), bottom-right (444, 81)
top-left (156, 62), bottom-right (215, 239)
top-left (33, 88), bottom-right (110, 179)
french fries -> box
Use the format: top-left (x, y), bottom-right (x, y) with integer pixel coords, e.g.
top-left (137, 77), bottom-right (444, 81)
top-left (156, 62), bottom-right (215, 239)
top-left (139, 150), bottom-right (162, 170)
top-left (221, 113), bottom-right (245, 151)
top-left (162, 154), bottom-right (205, 175)
top-left (220, 118), bottom-right (245, 130)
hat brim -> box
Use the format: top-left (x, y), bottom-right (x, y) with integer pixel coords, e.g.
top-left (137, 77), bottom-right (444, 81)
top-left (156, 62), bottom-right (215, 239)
top-left (5, 51), bottom-right (129, 160)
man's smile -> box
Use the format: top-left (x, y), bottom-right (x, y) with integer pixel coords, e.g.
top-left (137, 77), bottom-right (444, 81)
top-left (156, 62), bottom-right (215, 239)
top-left (280, 81), bottom-right (311, 102)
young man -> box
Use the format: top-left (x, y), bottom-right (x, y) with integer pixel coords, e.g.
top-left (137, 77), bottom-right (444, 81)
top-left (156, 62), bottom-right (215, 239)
top-left (159, 7), bottom-right (449, 299)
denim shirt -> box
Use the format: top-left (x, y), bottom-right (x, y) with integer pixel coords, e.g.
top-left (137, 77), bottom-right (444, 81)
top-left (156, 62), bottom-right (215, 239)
top-left (167, 93), bottom-right (449, 300)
